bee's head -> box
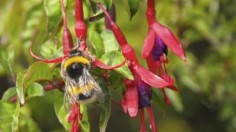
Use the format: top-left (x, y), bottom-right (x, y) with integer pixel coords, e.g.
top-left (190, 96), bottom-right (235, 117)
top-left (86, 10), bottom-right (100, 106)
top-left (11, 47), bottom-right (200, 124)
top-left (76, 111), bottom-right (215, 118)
top-left (69, 49), bottom-right (82, 57)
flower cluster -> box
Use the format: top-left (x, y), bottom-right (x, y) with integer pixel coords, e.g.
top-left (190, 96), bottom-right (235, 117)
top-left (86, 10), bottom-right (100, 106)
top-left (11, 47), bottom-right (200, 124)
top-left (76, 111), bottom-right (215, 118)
top-left (98, 0), bottom-right (185, 131)
top-left (30, 0), bottom-right (185, 132)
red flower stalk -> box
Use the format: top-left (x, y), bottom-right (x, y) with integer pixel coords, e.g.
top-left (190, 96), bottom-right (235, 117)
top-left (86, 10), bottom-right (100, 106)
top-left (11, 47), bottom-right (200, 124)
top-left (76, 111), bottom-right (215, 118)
top-left (121, 79), bottom-right (138, 117)
top-left (68, 102), bottom-right (81, 132)
top-left (75, 0), bottom-right (87, 51)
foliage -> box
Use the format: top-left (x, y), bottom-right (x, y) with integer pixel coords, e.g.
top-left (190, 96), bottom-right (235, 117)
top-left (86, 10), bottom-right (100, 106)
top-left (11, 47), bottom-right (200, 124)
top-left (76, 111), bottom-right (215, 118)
top-left (0, 0), bottom-right (235, 132)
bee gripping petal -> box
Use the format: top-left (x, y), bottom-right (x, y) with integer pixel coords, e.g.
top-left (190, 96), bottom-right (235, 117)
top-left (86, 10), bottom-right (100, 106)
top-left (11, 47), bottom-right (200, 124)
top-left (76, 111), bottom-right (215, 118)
top-left (142, 29), bottom-right (155, 58)
top-left (152, 22), bottom-right (186, 60)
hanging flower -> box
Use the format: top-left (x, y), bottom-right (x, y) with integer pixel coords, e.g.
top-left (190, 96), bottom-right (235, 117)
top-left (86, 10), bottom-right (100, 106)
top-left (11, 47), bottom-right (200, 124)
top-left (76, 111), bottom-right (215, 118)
top-left (143, 0), bottom-right (185, 60)
top-left (142, 0), bottom-right (186, 104)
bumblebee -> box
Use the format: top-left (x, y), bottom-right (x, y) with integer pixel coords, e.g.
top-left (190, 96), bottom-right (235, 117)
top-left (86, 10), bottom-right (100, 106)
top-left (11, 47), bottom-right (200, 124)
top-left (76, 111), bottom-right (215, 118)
top-left (61, 49), bottom-right (104, 104)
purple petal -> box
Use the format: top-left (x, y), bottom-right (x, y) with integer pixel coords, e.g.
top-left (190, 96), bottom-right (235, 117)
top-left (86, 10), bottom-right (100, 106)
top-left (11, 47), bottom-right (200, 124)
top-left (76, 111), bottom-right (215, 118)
top-left (137, 79), bottom-right (152, 109)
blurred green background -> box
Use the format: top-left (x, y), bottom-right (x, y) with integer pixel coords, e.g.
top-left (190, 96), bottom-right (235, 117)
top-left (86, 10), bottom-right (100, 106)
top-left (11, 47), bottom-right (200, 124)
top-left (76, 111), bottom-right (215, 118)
top-left (0, 0), bottom-right (236, 132)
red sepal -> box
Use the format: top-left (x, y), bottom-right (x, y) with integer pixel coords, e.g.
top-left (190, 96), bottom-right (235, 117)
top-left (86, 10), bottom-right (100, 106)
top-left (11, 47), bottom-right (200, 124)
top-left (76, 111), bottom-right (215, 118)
top-left (134, 65), bottom-right (171, 88)
top-left (152, 22), bottom-right (186, 61)
top-left (30, 48), bottom-right (66, 63)
top-left (142, 28), bottom-right (155, 58)
top-left (124, 79), bottom-right (138, 117)
top-left (146, 55), bottom-right (157, 74)
top-left (93, 58), bottom-right (126, 70)
top-left (162, 74), bottom-right (179, 91)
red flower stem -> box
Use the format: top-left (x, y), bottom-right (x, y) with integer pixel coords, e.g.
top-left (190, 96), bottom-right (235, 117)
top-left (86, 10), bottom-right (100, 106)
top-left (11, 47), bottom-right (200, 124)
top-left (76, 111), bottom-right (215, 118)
top-left (69, 102), bottom-right (81, 132)
top-left (61, 0), bottom-right (74, 55)
top-left (146, 0), bottom-right (156, 25)
top-left (98, 4), bottom-right (138, 62)
top-left (61, 0), bottom-right (68, 28)
top-left (75, 0), bottom-right (87, 44)
top-left (147, 107), bottom-right (157, 132)
top-left (140, 109), bottom-right (147, 132)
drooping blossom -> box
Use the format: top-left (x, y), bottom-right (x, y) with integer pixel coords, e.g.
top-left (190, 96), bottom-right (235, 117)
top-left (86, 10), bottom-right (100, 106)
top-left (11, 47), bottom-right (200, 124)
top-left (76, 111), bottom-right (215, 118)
top-left (142, 0), bottom-right (185, 104)
top-left (97, 4), bottom-right (177, 132)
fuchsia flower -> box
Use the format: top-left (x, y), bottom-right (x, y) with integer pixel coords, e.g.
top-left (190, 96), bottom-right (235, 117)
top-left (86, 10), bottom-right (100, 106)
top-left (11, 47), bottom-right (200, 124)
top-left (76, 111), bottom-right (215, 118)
top-left (142, 0), bottom-right (186, 104)
top-left (98, 4), bottom-right (179, 132)
top-left (143, 0), bottom-right (185, 61)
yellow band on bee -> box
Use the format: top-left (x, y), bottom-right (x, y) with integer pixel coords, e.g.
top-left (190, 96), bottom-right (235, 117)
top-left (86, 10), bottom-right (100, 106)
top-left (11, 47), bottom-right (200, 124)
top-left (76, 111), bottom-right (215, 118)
top-left (68, 83), bottom-right (95, 94)
top-left (64, 56), bottom-right (90, 69)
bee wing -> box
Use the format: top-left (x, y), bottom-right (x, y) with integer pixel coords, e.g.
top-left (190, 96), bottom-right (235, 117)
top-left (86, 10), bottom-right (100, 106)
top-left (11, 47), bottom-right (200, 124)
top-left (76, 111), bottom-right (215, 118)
top-left (64, 68), bottom-right (104, 103)
top-left (79, 69), bottom-right (105, 101)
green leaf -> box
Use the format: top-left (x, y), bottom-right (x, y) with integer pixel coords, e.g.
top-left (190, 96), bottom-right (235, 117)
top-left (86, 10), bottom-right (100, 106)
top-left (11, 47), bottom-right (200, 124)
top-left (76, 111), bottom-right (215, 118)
top-left (100, 51), bottom-right (134, 80)
top-left (122, 0), bottom-right (140, 19)
top-left (16, 71), bottom-right (25, 105)
top-left (19, 106), bottom-right (41, 132)
top-left (53, 90), bottom-right (71, 131)
top-left (80, 104), bottom-right (90, 132)
top-left (98, 98), bottom-right (111, 132)
top-left (88, 28), bottom-right (104, 57)
top-left (165, 89), bottom-right (183, 112)
top-left (100, 30), bottom-right (119, 53)
top-left (1, 87), bottom-right (17, 101)
top-left (0, 101), bottom-right (20, 132)
top-left (0, 101), bottom-right (16, 131)
top-left (23, 61), bottom-right (53, 89)
top-left (12, 103), bottom-right (21, 132)
top-left (26, 82), bottom-right (45, 98)
top-left (44, 0), bottom-right (62, 33)
top-left (16, 62), bottom-right (53, 104)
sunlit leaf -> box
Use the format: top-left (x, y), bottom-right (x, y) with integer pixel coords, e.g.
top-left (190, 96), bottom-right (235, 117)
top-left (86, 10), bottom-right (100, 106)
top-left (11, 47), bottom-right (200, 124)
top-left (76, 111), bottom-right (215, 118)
top-left (12, 103), bottom-right (21, 132)
top-left (1, 87), bottom-right (17, 101)
top-left (88, 28), bottom-right (104, 57)
top-left (23, 61), bottom-right (53, 89)
top-left (44, 0), bottom-right (62, 33)
top-left (16, 72), bottom-right (25, 104)
top-left (100, 51), bottom-right (134, 80)
top-left (0, 101), bottom-right (16, 131)
top-left (26, 82), bottom-right (45, 98)
top-left (100, 30), bottom-right (119, 53)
